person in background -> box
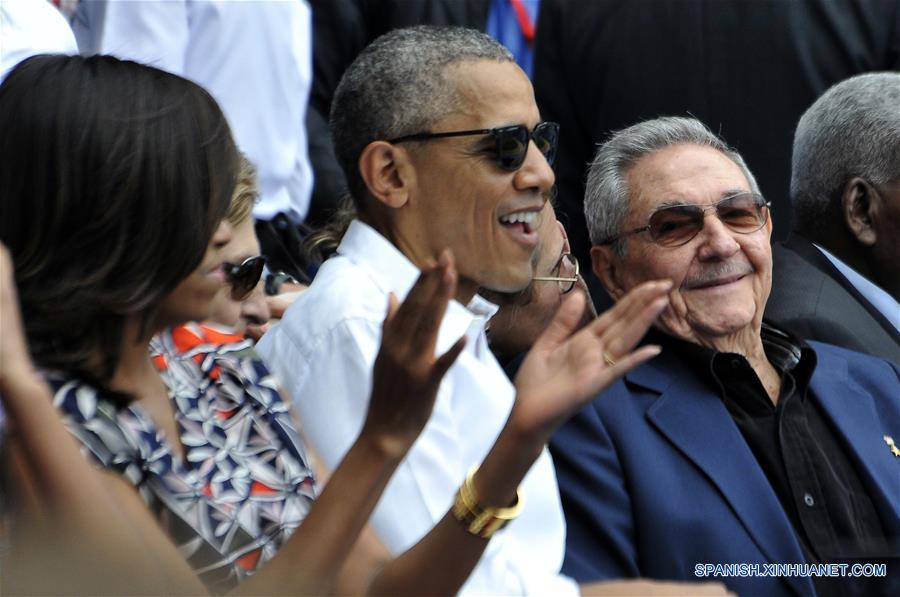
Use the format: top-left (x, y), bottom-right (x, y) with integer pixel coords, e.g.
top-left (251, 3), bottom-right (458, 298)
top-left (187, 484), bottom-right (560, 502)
top-left (203, 156), bottom-right (273, 343)
top-left (481, 200), bottom-right (595, 377)
top-left (552, 116), bottom-right (900, 596)
top-left (767, 72), bottom-right (900, 363)
top-left (0, 0), bottom-right (76, 84)
top-left (71, 0), bottom-right (317, 284)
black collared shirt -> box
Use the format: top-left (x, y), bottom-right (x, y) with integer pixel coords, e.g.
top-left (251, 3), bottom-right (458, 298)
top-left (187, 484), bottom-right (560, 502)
top-left (655, 324), bottom-right (890, 595)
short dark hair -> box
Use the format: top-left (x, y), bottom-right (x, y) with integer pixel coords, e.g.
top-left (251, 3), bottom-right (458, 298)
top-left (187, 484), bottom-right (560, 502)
top-left (330, 25), bottom-right (513, 209)
top-left (0, 55), bottom-right (237, 383)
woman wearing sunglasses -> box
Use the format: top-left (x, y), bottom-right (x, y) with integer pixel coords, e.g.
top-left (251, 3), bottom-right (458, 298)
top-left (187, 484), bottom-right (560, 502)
top-left (201, 155), bottom-right (273, 342)
top-left (1, 55), bottom-right (718, 597)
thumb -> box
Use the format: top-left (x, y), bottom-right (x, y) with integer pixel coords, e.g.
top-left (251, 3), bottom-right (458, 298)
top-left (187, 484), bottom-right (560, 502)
top-left (531, 291), bottom-right (586, 353)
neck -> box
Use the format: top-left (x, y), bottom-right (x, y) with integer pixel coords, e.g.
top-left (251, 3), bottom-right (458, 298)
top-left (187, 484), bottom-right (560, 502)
top-left (669, 322), bottom-right (783, 404)
top-left (363, 213), bottom-right (479, 305)
top-left (807, 232), bottom-right (899, 301)
top-left (106, 318), bottom-right (162, 398)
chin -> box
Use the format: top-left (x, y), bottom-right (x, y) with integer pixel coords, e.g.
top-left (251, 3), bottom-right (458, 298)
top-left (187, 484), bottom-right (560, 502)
top-left (485, 270), bottom-right (533, 294)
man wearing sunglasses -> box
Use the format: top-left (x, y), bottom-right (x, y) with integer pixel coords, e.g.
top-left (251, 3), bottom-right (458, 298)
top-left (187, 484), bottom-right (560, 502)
top-left (550, 116), bottom-right (900, 596)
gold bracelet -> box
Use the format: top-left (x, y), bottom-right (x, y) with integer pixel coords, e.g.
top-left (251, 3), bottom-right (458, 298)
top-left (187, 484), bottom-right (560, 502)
top-left (451, 466), bottom-right (524, 539)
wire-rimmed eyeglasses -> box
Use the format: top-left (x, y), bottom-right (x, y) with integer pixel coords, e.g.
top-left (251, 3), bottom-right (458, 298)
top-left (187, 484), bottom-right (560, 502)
top-left (533, 251), bottom-right (579, 294)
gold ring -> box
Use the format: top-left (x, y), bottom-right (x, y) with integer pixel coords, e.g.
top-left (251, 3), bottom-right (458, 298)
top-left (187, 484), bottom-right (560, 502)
top-left (602, 351), bottom-right (616, 367)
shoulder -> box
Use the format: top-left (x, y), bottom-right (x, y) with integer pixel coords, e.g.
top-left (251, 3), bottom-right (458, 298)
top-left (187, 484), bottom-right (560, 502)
top-left (48, 374), bottom-right (153, 483)
top-left (260, 256), bottom-right (387, 359)
top-left (811, 341), bottom-right (900, 380)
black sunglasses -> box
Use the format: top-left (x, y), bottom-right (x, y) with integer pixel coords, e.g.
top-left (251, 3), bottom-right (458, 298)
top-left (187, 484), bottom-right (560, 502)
top-left (388, 121), bottom-right (560, 171)
top-left (600, 192), bottom-right (771, 248)
top-left (224, 256), bottom-right (266, 301)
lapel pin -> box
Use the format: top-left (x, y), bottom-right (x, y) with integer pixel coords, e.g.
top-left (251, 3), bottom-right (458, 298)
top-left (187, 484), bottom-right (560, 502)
top-left (884, 435), bottom-right (900, 458)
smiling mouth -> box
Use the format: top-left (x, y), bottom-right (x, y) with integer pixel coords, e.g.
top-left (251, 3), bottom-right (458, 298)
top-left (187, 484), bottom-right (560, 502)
top-left (498, 210), bottom-right (542, 249)
top-left (684, 272), bottom-right (748, 290)
top-left (499, 210), bottom-right (539, 232)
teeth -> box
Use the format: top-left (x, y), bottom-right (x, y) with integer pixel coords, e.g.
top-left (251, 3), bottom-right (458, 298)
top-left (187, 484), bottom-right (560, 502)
top-left (499, 211), bottom-right (539, 225)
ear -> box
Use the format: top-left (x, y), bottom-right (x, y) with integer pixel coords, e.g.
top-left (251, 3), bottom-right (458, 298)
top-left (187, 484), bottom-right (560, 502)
top-left (557, 221), bottom-right (570, 252)
top-left (590, 244), bottom-right (627, 300)
top-left (357, 141), bottom-right (415, 210)
top-left (842, 177), bottom-right (879, 247)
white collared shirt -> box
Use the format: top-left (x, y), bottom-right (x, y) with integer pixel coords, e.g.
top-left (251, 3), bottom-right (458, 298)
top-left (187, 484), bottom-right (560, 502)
top-left (73, 0), bottom-right (314, 223)
top-left (257, 220), bottom-right (577, 595)
top-left (814, 243), bottom-right (900, 333)
top-left (0, 0), bottom-right (77, 83)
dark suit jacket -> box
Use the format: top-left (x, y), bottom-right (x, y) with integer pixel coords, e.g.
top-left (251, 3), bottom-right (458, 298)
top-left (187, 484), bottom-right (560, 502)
top-left (550, 342), bottom-right (900, 596)
top-left (767, 236), bottom-right (900, 364)
top-left (534, 0), bottom-right (900, 310)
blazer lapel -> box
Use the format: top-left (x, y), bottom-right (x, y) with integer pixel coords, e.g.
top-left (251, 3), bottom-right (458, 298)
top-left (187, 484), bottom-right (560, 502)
top-left (630, 353), bottom-right (812, 596)
top-left (810, 349), bottom-right (900, 535)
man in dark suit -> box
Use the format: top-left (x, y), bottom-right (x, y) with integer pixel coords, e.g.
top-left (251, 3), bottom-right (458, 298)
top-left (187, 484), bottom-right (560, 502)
top-left (533, 0), bottom-right (900, 310)
top-left (766, 73), bottom-right (900, 363)
top-left (551, 116), bottom-right (900, 596)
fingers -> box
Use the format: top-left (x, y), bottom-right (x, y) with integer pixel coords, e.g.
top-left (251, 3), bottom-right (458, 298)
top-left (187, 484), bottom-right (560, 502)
top-left (602, 344), bottom-right (661, 380)
top-left (531, 290), bottom-right (587, 353)
top-left (587, 280), bottom-right (671, 358)
top-left (431, 336), bottom-right (466, 383)
top-left (590, 280), bottom-right (671, 336)
top-left (380, 249), bottom-right (458, 361)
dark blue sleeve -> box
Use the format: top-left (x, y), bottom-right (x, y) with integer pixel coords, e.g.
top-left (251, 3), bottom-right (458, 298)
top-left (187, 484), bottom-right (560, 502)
top-left (550, 396), bottom-right (640, 581)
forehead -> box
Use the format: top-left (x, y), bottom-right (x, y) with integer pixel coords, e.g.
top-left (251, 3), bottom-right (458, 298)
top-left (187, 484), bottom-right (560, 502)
top-left (439, 60), bottom-right (540, 129)
top-left (625, 143), bottom-right (751, 215)
top-left (229, 217), bottom-right (261, 259)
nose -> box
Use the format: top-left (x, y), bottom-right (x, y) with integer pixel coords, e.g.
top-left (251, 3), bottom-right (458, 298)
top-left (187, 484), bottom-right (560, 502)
top-left (240, 281), bottom-right (271, 326)
top-left (211, 219), bottom-right (233, 250)
top-left (696, 213), bottom-right (740, 261)
top-left (514, 139), bottom-right (555, 194)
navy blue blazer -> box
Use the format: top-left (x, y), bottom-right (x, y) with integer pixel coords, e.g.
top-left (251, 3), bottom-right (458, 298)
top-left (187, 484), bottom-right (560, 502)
top-left (550, 341), bottom-right (900, 596)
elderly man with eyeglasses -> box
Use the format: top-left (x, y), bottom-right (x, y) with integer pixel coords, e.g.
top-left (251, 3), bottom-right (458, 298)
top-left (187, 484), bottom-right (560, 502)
top-left (550, 116), bottom-right (900, 597)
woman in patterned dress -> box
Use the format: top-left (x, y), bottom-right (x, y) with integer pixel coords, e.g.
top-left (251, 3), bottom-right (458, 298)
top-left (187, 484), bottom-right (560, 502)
top-left (0, 54), bottom-right (464, 595)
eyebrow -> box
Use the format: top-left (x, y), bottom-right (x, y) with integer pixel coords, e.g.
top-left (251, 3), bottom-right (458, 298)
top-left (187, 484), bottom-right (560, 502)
top-left (656, 189), bottom-right (751, 208)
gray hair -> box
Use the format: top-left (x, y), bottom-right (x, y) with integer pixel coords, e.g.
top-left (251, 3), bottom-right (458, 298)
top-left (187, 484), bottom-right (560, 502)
top-left (330, 25), bottom-right (514, 208)
top-left (790, 72), bottom-right (900, 238)
top-left (584, 116), bottom-right (760, 255)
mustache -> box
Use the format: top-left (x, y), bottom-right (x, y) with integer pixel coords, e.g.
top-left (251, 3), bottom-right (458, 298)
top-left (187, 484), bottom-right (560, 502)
top-left (682, 260), bottom-right (754, 289)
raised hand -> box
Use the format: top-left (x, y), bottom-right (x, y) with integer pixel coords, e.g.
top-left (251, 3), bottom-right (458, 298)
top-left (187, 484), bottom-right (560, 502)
top-left (510, 279), bottom-right (672, 442)
top-left (361, 250), bottom-right (467, 457)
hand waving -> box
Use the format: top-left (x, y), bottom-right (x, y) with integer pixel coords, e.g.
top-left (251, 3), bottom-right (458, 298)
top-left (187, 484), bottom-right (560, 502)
top-left (362, 250), bottom-right (467, 458)
top-left (511, 280), bottom-right (671, 441)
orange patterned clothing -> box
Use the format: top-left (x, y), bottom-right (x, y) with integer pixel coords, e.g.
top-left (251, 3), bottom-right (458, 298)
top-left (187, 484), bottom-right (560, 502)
top-left (52, 322), bottom-right (316, 593)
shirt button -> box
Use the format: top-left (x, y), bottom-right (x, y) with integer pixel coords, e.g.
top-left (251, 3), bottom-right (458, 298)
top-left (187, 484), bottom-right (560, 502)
top-left (730, 359), bottom-right (741, 369)
top-left (803, 493), bottom-right (815, 507)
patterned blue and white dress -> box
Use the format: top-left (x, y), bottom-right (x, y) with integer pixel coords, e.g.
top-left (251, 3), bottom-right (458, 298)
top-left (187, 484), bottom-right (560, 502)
top-left (50, 323), bottom-right (316, 593)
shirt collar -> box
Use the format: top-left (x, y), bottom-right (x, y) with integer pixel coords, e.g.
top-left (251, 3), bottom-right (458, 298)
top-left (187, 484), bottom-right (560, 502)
top-left (651, 322), bottom-right (816, 394)
top-left (813, 243), bottom-right (900, 333)
top-left (336, 219), bottom-right (495, 354)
